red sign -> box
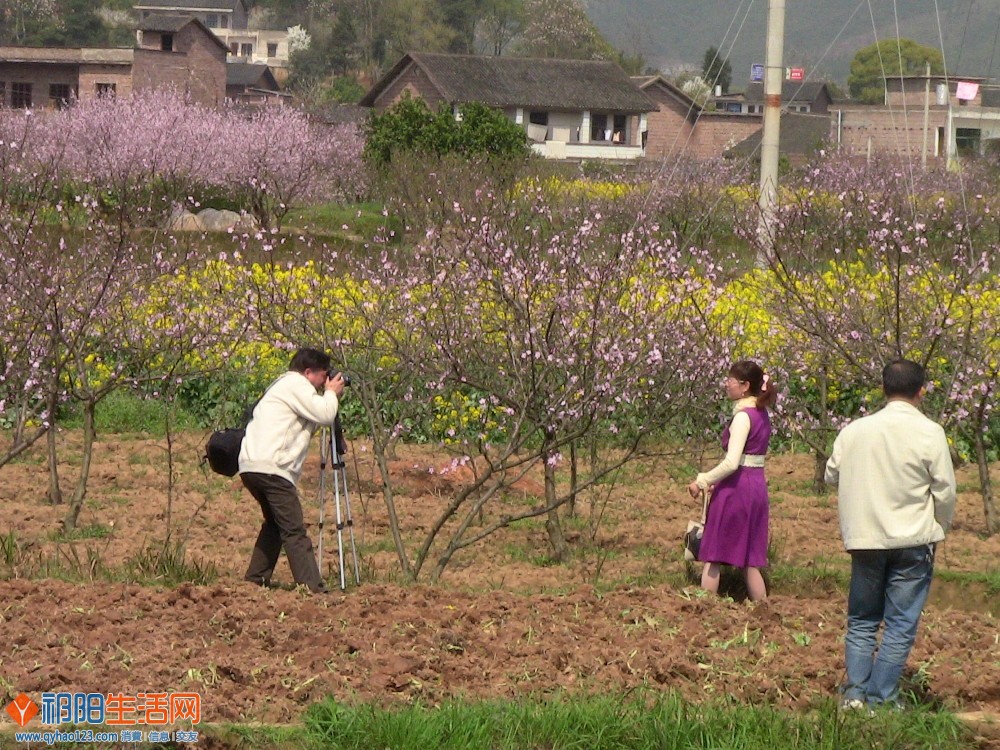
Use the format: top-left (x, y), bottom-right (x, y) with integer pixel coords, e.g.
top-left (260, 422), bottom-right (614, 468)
top-left (786, 67), bottom-right (805, 81)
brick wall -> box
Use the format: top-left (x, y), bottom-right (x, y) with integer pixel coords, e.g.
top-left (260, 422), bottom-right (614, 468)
top-left (686, 113), bottom-right (762, 160)
top-left (0, 62), bottom-right (80, 107)
top-left (371, 64), bottom-right (445, 111)
top-left (132, 25), bottom-right (226, 106)
top-left (832, 106), bottom-right (947, 161)
top-left (78, 65), bottom-right (134, 102)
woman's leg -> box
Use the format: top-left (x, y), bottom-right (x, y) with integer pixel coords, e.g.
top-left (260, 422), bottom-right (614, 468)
top-left (744, 566), bottom-right (767, 601)
top-left (701, 562), bottom-right (721, 593)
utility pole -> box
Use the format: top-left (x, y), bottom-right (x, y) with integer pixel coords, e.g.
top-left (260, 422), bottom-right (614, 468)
top-left (921, 62), bottom-right (931, 169)
top-left (756, 0), bottom-right (786, 265)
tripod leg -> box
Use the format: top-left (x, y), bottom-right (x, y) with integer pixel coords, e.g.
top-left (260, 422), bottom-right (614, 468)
top-left (338, 462), bottom-right (361, 585)
top-left (316, 427), bottom-right (330, 569)
top-left (332, 450), bottom-right (347, 591)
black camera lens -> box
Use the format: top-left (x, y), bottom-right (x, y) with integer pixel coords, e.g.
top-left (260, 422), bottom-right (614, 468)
top-left (328, 370), bottom-right (352, 386)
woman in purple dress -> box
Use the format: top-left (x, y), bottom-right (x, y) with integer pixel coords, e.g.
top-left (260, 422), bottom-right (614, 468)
top-left (687, 360), bottom-right (777, 601)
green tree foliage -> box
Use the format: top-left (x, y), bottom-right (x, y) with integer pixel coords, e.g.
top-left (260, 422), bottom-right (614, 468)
top-left (847, 38), bottom-right (944, 104)
top-left (363, 96), bottom-right (529, 167)
top-left (702, 46), bottom-right (732, 94)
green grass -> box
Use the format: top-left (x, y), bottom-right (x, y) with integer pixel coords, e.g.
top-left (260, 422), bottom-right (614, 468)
top-left (49, 523), bottom-right (114, 542)
top-left (297, 693), bottom-right (974, 750)
top-left (60, 389), bottom-right (202, 436)
top-left (286, 201), bottom-right (403, 241)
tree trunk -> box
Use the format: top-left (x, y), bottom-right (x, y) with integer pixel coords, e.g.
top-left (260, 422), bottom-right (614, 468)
top-left (62, 400), bottom-right (97, 533)
top-left (973, 398), bottom-right (998, 536)
top-left (373, 437), bottom-right (413, 579)
top-left (544, 456), bottom-right (568, 562)
top-left (813, 449), bottom-right (828, 495)
top-left (565, 441), bottom-right (578, 518)
top-left (46, 416), bottom-right (62, 505)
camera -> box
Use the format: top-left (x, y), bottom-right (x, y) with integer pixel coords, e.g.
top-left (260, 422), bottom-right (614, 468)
top-left (328, 370), bottom-right (352, 387)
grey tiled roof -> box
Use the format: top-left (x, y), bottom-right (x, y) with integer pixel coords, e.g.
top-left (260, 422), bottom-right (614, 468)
top-left (134, 0), bottom-right (239, 9)
top-left (138, 14), bottom-right (196, 32)
top-left (726, 111), bottom-right (831, 158)
top-left (743, 81), bottom-right (831, 104)
top-left (226, 62), bottom-right (270, 87)
top-left (362, 52), bottom-right (656, 112)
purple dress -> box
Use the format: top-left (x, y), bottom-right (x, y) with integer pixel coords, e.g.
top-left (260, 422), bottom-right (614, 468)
top-left (698, 407), bottom-right (772, 568)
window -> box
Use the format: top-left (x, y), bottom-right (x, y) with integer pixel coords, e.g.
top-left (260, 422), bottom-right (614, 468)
top-left (240, 43), bottom-right (253, 56)
top-left (206, 13), bottom-right (219, 27)
top-left (267, 42), bottom-right (278, 57)
top-left (49, 83), bottom-right (72, 109)
top-left (11, 82), bottom-right (31, 109)
top-left (229, 42), bottom-right (239, 55)
top-left (219, 15), bottom-right (229, 28)
top-left (725, 102), bottom-right (741, 113)
top-left (96, 82), bottom-right (116, 98)
top-left (956, 127), bottom-right (981, 156)
top-left (161, 33), bottom-right (174, 51)
top-left (591, 113), bottom-right (608, 141)
top-left (0, 81), bottom-right (5, 107)
top-left (612, 114), bottom-right (627, 144)
top-left (528, 111), bottom-right (548, 126)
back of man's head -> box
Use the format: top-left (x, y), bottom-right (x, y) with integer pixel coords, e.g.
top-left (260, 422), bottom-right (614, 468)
top-left (882, 359), bottom-right (925, 399)
top-left (289, 347), bottom-right (331, 374)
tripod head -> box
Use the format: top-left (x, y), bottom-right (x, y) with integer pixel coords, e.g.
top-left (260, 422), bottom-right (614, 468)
top-left (333, 414), bottom-right (348, 456)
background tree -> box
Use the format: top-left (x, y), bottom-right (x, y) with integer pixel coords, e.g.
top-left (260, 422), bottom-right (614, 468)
top-left (518, 0), bottom-right (613, 59)
top-left (0, 0), bottom-right (57, 44)
top-left (847, 38), bottom-right (943, 104)
top-left (475, 0), bottom-right (524, 55)
top-left (702, 46), bottom-right (732, 94)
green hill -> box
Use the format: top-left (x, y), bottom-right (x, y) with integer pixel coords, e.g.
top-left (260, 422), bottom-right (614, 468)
top-left (585, 0), bottom-right (999, 89)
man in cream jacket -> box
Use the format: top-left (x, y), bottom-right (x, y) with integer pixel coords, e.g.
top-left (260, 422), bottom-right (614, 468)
top-left (825, 359), bottom-right (956, 710)
top-left (239, 348), bottom-right (346, 593)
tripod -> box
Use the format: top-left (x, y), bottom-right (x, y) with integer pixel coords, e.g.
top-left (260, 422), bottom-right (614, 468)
top-left (316, 415), bottom-right (360, 590)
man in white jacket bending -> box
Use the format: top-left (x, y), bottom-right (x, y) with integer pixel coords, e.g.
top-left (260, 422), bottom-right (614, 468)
top-left (239, 348), bottom-right (346, 593)
top-left (825, 359), bottom-right (956, 710)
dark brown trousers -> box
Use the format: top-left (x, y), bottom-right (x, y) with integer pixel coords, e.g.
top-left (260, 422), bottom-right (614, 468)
top-left (240, 472), bottom-right (327, 593)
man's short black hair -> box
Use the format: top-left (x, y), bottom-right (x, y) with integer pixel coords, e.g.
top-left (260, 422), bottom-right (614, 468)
top-left (289, 348), bottom-right (331, 374)
top-left (882, 359), bottom-right (925, 399)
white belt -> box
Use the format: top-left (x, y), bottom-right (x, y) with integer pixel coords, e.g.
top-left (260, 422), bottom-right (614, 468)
top-left (739, 455), bottom-right (765, 468)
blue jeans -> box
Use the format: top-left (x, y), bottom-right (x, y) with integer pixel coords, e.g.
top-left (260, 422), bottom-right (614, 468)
top-left (843, 545), bottom-right (935, 706)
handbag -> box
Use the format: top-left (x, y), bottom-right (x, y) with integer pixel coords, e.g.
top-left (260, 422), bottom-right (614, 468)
top-left (683, 488), bottom-right (709, 562)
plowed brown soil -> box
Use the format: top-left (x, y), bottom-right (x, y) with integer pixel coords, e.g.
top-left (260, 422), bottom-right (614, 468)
top-left (1, 429), bottom-right (999, 732)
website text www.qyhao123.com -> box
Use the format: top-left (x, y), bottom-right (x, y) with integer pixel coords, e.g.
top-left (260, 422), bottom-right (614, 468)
top-left (14, 728), bottom-right (201, 745)
top-left (14, 729), bottom-right (117, 746)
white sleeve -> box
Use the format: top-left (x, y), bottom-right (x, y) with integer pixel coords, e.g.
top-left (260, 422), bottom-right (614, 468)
top-left (287, 379), bottom-right (340, 426)
top-left (696, 411), bottom-right (751, 489)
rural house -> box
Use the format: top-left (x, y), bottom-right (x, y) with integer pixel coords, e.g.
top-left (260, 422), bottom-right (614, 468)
top-left (226, 62), bottom-right (288, 105)
top-left (714, 81), bottom-right (834, 115)
top-left (133, 0), bottom-right (291, 79)
top-left (133, 0), bottom-right (249, 31)
top-left (0, 16), bottom-right (227, 109)
top-left (360, 52), bottom-right (658, 160)
top-left (634, 74), bottom-right (764, 160)
top-left (831, 74), bottom-right (1000, 165)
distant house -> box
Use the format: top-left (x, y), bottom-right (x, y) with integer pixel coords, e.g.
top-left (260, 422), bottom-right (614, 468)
top-left (831, 74), bottom-right (1000, 165)
top-left (133, 0), bottom-right (290, 78)
top-left (133, 0), bottom-right (249, 31)
top-left (714, 81), bottom-right (834, 115)
top-left (634, 75), bottom-right (763, 160)
top-left (0, 16), bottom-right (227, 109)
top-left (360, 52), bottom-right (657, 160)
top-left (226, 62), bottom-right (288, 105)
